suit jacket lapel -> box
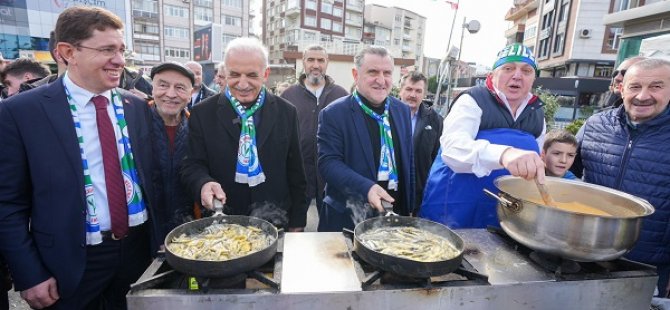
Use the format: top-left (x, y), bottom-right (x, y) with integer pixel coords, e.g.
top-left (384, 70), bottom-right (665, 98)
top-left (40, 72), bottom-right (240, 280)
top-left (256, 94), bottom-right (277, 150)
top-left (41, 78), bottom-right (83, 182)
top-left (413, 104), bottom-right (427, 150)
top-left (217, 95), bottom-right (241, 141)
top-left (349, 98), bottom-right (376, 177)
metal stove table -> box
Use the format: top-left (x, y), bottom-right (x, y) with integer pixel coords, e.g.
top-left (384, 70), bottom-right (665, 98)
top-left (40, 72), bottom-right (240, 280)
top-left (127, 229), bottom-right (657, 309)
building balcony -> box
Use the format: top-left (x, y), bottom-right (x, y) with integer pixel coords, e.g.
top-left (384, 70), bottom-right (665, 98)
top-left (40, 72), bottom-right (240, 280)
top-left (505, 23), bottom-right (525, 39)
top-left (132, 10), bottom-right (158, 20)
top-left (345, 18), bottom-right (363, 27)
top-left (285, 6), bottom-right (300, 17)
top-left (505, 0), bottom-right (539, 21)
top-left (346, 3), bottom-right (363, 12)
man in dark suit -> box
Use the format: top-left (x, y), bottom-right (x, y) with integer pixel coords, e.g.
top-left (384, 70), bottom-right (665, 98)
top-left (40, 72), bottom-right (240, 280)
top-left (180, 37), bottom-right (307, 231)
top-left (398, 71), bottom-right (443, 215)
top-left (317, 46), bottom-right (414, 232)
top-left (0, 7), bottom-right (156, 309)
top-left (184, 61), bottom-right (216, 111)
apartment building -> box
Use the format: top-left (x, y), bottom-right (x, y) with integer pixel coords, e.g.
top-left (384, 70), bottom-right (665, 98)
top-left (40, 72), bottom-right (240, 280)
top-left (261, 0), bottom-right (365, 64)
top-left (131, 0), bottom-right (250, 67)
top-left (364, 4), bottom-right (426, 69)
top-left (603, 0), bottom-right (670, 64)
top-left (504, 0), bottom-right (540, 53)
top-left (506, 0), bottom-right (617, 78)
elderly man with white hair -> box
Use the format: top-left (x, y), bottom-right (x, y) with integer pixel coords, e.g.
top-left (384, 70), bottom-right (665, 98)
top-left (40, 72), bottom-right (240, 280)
top-left (180, 37), bottom-right (308, 231)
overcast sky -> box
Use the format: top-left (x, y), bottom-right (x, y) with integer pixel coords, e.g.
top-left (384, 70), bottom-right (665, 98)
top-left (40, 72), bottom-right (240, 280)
top-left (366, 0), bottom-right (514, 66)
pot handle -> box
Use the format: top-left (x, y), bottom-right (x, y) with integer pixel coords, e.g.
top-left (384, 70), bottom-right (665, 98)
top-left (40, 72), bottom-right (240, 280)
top-left (483, 189), bottom-right (522, 213)
top-left (213, 198), bottom-right (226, 216)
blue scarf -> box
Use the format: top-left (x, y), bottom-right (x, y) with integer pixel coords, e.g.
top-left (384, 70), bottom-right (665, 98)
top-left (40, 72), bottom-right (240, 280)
top-left (226, 86), bottom-right (267, 186)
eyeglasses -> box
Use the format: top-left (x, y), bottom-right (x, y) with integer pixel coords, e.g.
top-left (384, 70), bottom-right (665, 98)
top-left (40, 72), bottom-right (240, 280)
top-left (76, 45), bottom-right (128, 58)
top-left (611, 69), bottom-right (626, 79)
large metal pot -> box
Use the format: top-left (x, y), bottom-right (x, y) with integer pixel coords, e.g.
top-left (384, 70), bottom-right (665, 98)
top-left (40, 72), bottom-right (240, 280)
top-left (484, 176), bottom-right (654, 262)
top-left (164, 203), bottom-right (278, 278)
top-left (352, 215), bottom-right (465, 278)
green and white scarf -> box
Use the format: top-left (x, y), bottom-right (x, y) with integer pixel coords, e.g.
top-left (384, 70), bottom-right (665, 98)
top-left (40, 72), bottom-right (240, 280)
top-left (65, 84), bottom-right (148, 245)
top-left (226, 86), bottom-right (267, 186)
top-left (353, 90), bottom-right (398, 191)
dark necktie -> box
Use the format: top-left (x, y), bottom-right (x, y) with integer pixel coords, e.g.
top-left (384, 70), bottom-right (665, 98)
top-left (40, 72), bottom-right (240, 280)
top-left (92, 95), bottom-right (128, 239)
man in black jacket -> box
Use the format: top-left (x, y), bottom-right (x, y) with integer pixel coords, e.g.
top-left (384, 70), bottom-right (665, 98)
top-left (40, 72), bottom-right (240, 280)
top-left (184, 61), bottom-right (216, 110)
top-left (281, 45), bottom-right (348, 211)
top-left (181, 37), bottom-right (307, 232)
top-left (398, 71), bottom-right (442, 214)
top-left (281, 45), bottom-right (349, 212)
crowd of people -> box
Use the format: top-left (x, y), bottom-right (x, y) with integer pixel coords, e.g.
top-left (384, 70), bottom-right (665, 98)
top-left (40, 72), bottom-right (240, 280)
top-left (0, 5), bottom-right (669, 309)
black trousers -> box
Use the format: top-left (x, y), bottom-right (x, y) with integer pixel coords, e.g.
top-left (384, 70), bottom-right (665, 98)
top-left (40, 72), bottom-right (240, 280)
top-left (48, 224), bottom-right (150, 310)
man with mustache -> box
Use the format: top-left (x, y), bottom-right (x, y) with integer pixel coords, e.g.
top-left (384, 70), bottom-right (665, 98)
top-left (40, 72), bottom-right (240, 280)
top-left (181, 38), bottom-right (307, 231)
top-left (572, 58), bottom-right (670, 297)
top-left (0, 6), bottom-right (157, 309)
top-left (397, 71), bottom-right (442, 214)
top-left (317, 46), bottom-right (414, 231)
top-left (600, 56), bottom-right (646, 109)
top-left (281, 45), bottom-right (348, 213)
top-left (420, 43), bottom-right (546, 229)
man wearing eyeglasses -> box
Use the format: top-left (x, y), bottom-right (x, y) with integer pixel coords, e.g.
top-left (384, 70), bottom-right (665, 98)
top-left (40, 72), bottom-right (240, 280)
top-left (0, 6), bottom-right (158, 309)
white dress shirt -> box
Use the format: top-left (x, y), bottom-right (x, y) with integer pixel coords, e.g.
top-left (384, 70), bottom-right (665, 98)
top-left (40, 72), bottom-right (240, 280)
top-left (440, 87), bottom-right (546, 178)
top-left (64, 73), bottom-right (122, 231)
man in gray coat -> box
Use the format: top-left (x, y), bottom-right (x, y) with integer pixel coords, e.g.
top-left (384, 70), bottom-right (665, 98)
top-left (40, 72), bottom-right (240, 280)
top-left (281, 45), bottom-right (348, 211)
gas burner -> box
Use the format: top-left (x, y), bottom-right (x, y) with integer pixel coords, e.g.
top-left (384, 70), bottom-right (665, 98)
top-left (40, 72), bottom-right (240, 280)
top-left (529, 251), bottom-right (581, 275)
top-left (130, 240), bottom-right (283, 293)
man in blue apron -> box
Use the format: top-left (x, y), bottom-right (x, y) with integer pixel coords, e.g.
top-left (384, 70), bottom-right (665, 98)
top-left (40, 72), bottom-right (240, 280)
top-left (420, 43), bottom-right (546, 228)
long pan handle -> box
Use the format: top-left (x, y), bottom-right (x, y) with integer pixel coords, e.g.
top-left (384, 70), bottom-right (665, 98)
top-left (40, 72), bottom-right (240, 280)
top-left (213, 198), bottom-right (225, 216)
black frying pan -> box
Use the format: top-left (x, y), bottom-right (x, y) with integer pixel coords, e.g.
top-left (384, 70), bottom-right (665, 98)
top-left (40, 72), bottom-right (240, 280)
top-left (353, 215), bottom-right (465, 278)
top-left (164, 201), bottom-right (278, 278)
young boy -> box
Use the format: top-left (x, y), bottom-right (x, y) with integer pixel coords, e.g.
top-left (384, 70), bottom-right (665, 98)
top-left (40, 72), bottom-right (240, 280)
top-left (541, 130), bottom-right (578, 180)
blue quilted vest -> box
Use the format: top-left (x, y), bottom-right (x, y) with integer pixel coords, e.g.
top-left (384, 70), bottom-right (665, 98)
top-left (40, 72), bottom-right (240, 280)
top-left (419, 86), bottom-right (544, 228)
top-left (580, 107), bottom-right (670, 264)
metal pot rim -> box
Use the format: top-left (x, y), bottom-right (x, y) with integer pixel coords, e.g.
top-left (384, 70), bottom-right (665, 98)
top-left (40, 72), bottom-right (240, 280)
top-left (494, 176), bottom-right (655, 218)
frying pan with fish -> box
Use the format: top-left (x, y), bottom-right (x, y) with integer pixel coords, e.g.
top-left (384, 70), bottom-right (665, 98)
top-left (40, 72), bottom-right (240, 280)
top-left (164, 199), bottom-right (279, 278)
top-left (351, 202), bottom-right (465, 278)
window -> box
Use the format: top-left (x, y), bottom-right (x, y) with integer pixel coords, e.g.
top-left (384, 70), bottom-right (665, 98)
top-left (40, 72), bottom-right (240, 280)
top-left (553, 33), bottom-right (564, 54)
top-left (164, 47), bottom-right (191, 58)
top-left (223, 15), bottom-right (242, 27)
top-left (164, 26), bottom-right (190, 39)
top-left (524, 23), bottom-right (537, 41)
top-left (332, 7), bottom-right (343, 17)
top-left (135, 42), bottom-right (160, 55)
top-left (304, 31), bottom-right (317, 41)
top-left (306, 0), bottom-right (317, 10)
top-left (607, 27), bottom-right (623, 50)
top-left (305, 16), bottom-right (317, 27)
top-left (194, 0), bottom-right (213, 7)
top-left (538, 38), bottom-right (550, 58)
top-left (332, 21), bottom-right (342, 32)
top-left (222, 0), bottom-right (243, 8)
top-left (394, 39), bottom-right (400, 45)
top-left (164, 5), bottom-right (187, 18)
top-left (134, 21), bottom-right (159, 35)
top-left (194, 7), bottom-right (213, 22)
top-left (395, 14), bottom-right (402, 22)
top-left (320, 18), bottom-right (332, 30)
top-left (321, 2), bottom-right (333, 14)
top-left (133, 0), bottom-right (157, 13)
top-left (558, 1), bottom-right (569, 22)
